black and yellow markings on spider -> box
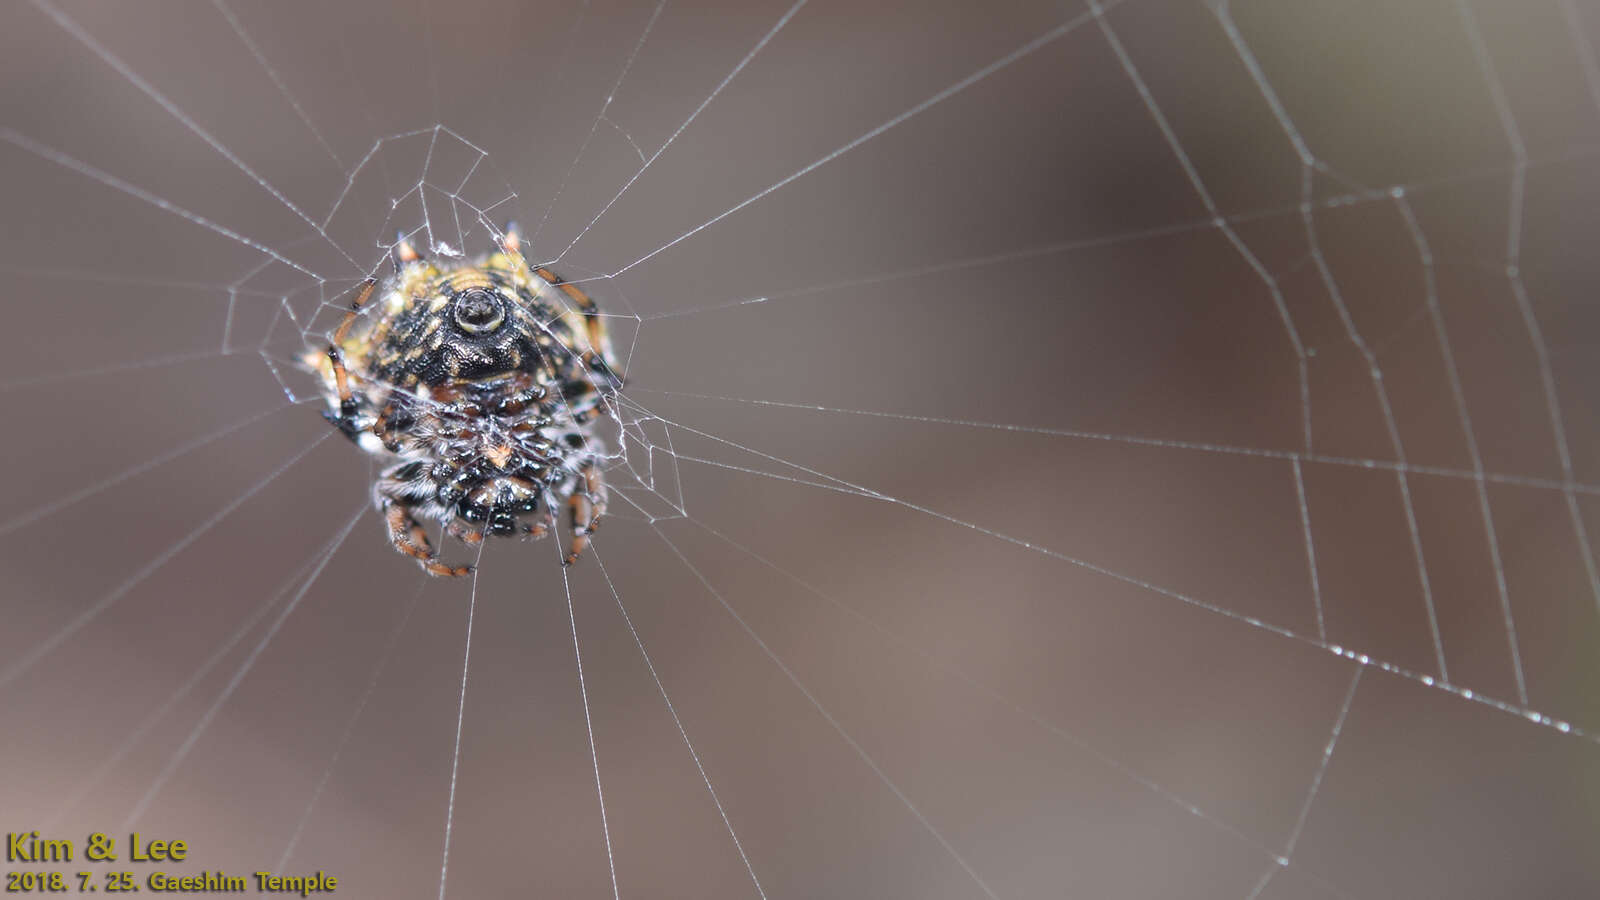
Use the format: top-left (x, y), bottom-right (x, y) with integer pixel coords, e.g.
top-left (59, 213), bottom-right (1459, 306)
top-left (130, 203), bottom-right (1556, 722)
top-left (5, 831), bottom-right (339, 895)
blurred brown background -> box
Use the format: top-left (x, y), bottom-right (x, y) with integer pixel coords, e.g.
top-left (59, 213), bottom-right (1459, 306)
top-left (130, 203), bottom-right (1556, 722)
top-left (1, 0), bottom-right (1598, 897)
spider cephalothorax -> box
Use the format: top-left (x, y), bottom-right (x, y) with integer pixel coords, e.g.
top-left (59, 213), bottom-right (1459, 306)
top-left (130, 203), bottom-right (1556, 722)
top-left (309, 228), bottom-right (621, 576)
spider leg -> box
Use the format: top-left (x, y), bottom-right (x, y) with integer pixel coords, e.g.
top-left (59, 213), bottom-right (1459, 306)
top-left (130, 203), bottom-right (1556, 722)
top-left (394, 231), bottom-right (421, 264)
top-left (383, 500), bottom-right (471, 577)
top-left (563, 463), bottom-right (607, 566)
top-left (323, 276), bottom-right (378, 442)
top-left (371, 397), bottom-right (406, 452)
top-left (445, 518), bottom-right (483, 547)
top-left (532, 265), bottom-right (620, 387)
top-left (501, 229), bottom-right (611, 376)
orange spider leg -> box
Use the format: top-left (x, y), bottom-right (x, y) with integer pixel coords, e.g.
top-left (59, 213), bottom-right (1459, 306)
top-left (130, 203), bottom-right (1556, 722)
top-left (385, 502), bottom-right (471, 577)
top-left (371, 397), bottom-right (405, 452)
top-left (563, 463), bottom-right (607, 566)
top-left (395, 235), bottom-right (421, 263)
top-left (324, 276), bottom-right (377, 440)
top-left (532, 265), bottom-right (616, 374)
top-left (445, 518), bottom-right (486, 547)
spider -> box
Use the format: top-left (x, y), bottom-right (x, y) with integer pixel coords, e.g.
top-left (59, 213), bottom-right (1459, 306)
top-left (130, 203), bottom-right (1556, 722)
top-left (308, 226), bottom-right (622, 576)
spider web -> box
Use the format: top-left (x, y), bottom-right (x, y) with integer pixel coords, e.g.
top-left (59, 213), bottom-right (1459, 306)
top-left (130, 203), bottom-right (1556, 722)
top-left (1, 0), bottom-right (1597, 897)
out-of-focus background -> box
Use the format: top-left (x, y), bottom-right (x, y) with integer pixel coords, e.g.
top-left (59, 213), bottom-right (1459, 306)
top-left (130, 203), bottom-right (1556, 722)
top-left (2, 0), bottom-right (1597, 897)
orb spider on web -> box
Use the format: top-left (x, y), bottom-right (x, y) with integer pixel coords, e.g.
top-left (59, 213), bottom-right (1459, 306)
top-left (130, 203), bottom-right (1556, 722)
top-left (308, 226), bottom-right (622, 576)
